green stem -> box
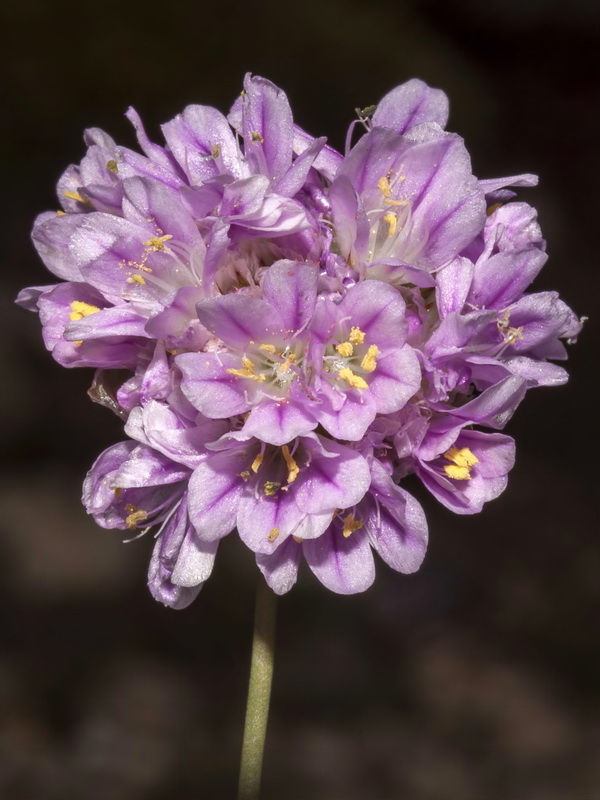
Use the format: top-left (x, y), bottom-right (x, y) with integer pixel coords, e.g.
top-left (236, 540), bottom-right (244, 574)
top-left (237, 575), bottom-right (278, 800)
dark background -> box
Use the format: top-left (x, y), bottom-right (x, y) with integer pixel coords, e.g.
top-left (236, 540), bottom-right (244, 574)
top-left (1, 1), bottom-right (598, 798)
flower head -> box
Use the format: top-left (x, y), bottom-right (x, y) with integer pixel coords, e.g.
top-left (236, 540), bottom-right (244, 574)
top-left (18, 75), bottom-right (581, 606)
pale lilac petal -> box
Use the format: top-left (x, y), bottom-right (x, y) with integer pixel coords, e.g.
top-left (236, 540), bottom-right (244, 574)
top-left (195, 293), bottom-right (284, 347)
top-left (177, 352), bottom-right (252, 418)
top-left (372, 78), bottom-right (449, 134)
top-left (435, 256), bottom-right (475, 318)
top-left (241, 74), bottom-right (293, 182)
top-left (273, 136), bottom-right (326, 197)
top-left (294, 438), bottom-right (371, 514)
top-left (337, 280), bottom-right (408, 344)
top-left (261, 260), bottom-right (318, 333)
top-left (368, 345), bottom-right (421, 414)
top-left (237, 489), bottom-right (305, 555)
top-left (293, 125), bottom-right (343, 180)
top-left (315, 383), bottom-right (377, 442)
top-left (172, 533), bottom-right (219, 587)
top-left (162, 104), bottom-right (245, 183)
top-left (241, 401), bottom-right (317, 446)
top-left (64, 306), bottom-right (150, 341)
top-left (256, 538), bottom-right (301, 595)
top-left (187, 449), bottom-right (247, 540)
top-left (303, 526), bottom-right (375, 594)
top-left (32, 212), bottom-right (87, 282)
top-left (468, 249), bottom-right (548, 310)
top-left (479, 174), bottom-right (539, 193)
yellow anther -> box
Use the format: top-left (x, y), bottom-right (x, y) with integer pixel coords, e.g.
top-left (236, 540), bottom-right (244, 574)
top-left (239, 471), bottom-right (251, 480)
top-left (384, 198), bottom-right (408, 207)
top-left (251, 453), bottom-right (263, 473)
top-left (360, 344), bottom-right (379, 373)
top-left (279, 352), bottom-right (296, 373)
top-left (383, 212), bottom-right (397, 237)
top-left (69, 301), bottom-right (101, 321)
top-left (504, 326), bottom-right (524, 345)
top-left (56, 210), bottom-right (66, 216)
top-left (293, 536), bottom-right (303, 543)
top-left (143, 234), bottom-right (173, 251)
top-left (259, 343), bottom-right (277, 354)
top-left (268, 527), bottom-right (280, 542)
top-left (497, 309), bottom-right (511, 330)
top-left (124, 504), bottom-right (148, 530)
top-left (126, 274), bottom-right (146, 285)
top-left (113, 487), bottom-right (123, 497)
top-left (338, 367), bottom-right (368, 390)
top-left (336, 341), bottom-right (354, 358)
top-left (263, 481), bottom-right (281, 496)
top-left (487, 202), bottom-right (502, 216)
top-left (444, 464), bottom-right (471, 480)
top-left (342, 513), bottom-right (363, 538)
top-left (377, 176), bottom-right (392, 198)
top-left (281, 445), bottom-right (299, 484)
top-left (443, 447), bottom-right (479, 481)
top-left (211, 144), bottom-right (221, 159)
top-left (63, 190), bottom-right (92, 206)
top-left (106, 160), bottom-right (119, 173)
top-left (348, 326), bottom-right (366, 345)
top-left (227, 357), bottom-right (266, 382)
top-left (251, 131), bottom-right (264, 143)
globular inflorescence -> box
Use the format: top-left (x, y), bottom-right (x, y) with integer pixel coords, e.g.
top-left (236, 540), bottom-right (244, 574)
top-left (18, 75), bottom-right (581, 607)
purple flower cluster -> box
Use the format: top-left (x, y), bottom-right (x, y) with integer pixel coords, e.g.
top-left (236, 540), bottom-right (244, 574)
top-left (18, 75), bottom-right (581, 607)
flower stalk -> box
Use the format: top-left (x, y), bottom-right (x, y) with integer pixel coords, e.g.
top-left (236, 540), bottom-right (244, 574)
top-left (237, 576), bottom-right (278, 800)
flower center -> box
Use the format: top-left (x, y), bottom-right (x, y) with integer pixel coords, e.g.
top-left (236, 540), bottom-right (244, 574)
top-left (323, 325), bottom-right (379, 392)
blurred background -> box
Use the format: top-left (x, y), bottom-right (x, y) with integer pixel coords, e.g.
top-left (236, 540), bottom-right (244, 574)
top-left (1, 0), bottom-right (598, 797)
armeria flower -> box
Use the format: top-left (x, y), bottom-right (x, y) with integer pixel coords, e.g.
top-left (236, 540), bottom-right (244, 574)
top-left (19, 74), bottom-right (581, 606)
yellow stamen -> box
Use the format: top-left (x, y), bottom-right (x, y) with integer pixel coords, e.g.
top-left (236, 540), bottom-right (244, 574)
top-left (239, 471), bottom-right (251, 480)
top-left (251, 453), bottom-right (263, 473)
top-left (279, 352), bottom-right (296, 373)
top-left (487, 202), bottom-right (502, 216)
top-left (336, 341), bottom-right (354, 358)
top-left (69, 300), bottom-right (101, 321)
top-left (259, 343), bottom-right (277, 354)
top-left (377, 176), bottom-right (392, 198)
top-left (360, 344), bottom-right (379, 373)
top-left (268, 527), bottom-right (280, 542)
top-left (56, 210), bottom-right (66, 216)
top-left (443, 446), bottom-right (479, 481)
top-left (497, 309), bottom-right (511, 331)
top-left (504, 326), bottom-right (524, 345)
top-left (263, 481), bottom-right (281, 496)
top-left (338, 367), bottom-right (368, 390)
top-left (124, 504), bottom-right (148, 530)
top-left (251, 131), bottom-right (264, 143)
top-left (211, 144), bottom-right (221, 159)
top-left (63, 190), bottom-right (92, 206)
top-left (342, 513), bottom-right (363, 538)
top-left (383, 212), bottom-right (397, 237)
top-left (227, 357), bottom-right (266, 382)
top-left (293, 536), bottom-right (303, 543)
top-left (106, 160), bottom-right (119, 173)
top-left (348, 326), bottom-right (366, 345)
top-left (281, 445), bottom-right (299, 484)
top-left (126, 274), bottom-right (146, 285)
top-left (143, 234), bottom-right (173, 251)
